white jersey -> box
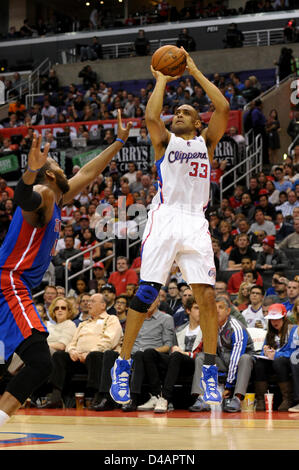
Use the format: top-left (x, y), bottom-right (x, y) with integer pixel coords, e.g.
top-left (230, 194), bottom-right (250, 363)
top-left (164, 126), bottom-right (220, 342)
top-left (152, 133), bottom-right (211, 214)
top-left (242, 305), bottom-right (267, 329)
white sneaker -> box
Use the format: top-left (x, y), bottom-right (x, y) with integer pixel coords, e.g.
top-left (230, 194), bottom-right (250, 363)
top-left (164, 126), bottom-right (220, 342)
top-left (137, 394), bottom-right (159, 411)
top-left (154, 396), bottom-right (168, 413)
top-left (288, 403), bottom-right (299, 412)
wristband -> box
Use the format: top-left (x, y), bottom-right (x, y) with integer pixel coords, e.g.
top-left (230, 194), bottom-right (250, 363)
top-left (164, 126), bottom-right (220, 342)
top-left (116, 138), bottom-right (125, 145)
top-left (27, 165), bottom-right (41, 173)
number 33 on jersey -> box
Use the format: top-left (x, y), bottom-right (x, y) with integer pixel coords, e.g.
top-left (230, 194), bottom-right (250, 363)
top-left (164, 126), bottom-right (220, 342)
top-left (153, 133), bottom-right (211, 213)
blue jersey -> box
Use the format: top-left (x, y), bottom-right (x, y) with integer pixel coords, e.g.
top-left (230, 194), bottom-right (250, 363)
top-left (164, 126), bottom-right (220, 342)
top-left (0, 203), bottom-right (61, 290)
top-left (0, 203), bottom-right (61, 360)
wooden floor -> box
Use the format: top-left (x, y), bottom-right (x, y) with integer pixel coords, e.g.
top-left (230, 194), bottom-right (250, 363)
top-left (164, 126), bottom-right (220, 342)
top-left (1, 408), bottom-right (299, 451)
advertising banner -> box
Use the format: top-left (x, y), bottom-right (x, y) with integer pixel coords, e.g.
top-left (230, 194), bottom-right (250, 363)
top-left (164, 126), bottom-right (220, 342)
top-left (72, 144), bottom-right (152, 173)
top-left (0, 111), bottom-right (243, 140)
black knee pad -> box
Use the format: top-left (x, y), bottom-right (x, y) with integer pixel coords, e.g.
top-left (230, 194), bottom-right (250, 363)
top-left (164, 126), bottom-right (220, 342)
top-left (7, 338), bottom-right (52, 404)
top-left (130, 281), bottom-right (162, 313)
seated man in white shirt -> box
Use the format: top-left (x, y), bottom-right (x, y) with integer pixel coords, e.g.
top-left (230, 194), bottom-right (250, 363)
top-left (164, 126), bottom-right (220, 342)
top-left (242, 285), bottom-right (267, 329)
top-left (55, 224), bottom-right (80, 254)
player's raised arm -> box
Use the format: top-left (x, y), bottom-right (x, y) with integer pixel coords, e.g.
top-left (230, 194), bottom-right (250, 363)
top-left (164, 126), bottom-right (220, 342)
top-left (145, 67), bottom-right (181, 161)
top-left (62, 110), bottom-right (132, 204)
top-left (13, 135), bottom-right (55, 226)
top-left (182, 49), bottom-right (230, 162)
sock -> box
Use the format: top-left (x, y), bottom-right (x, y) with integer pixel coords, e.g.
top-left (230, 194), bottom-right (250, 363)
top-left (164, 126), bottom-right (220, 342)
top-left (204, 353), bottom-right (216, 366)
top-left (0, 410), bottom-right (10, 427)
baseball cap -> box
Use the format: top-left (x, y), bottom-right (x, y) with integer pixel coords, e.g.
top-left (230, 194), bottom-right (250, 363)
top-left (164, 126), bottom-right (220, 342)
top-left (262, 235), bottom-right (275, 248)
top-left (266, 303), bottom-right (287, 320)
top-left (93, 261), bottom-right (104, 269)
top-left (80, 214), bottom-right (89, 220)
top-left (259, 189), bottom-right (268, 196)
top-left (100, 283), bottom-right (116, 294)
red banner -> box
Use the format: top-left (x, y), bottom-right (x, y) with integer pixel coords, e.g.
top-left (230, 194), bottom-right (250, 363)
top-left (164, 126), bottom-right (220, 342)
top-left (0, 118), bottom-right (141, 139)
top-left (0, 111), bottom-right (242, 139)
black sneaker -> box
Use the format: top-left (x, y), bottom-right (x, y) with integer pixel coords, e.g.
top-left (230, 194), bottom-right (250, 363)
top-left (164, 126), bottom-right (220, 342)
top-left (222, 396), bottom-right (241, 413)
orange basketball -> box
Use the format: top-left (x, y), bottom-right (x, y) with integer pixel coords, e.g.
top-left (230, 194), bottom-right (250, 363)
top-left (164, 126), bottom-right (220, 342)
top-left (151, 45), bottom-right (186, 77)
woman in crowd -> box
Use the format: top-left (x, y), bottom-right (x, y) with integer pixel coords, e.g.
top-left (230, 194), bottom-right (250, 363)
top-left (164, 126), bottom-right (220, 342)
top-left (234, 281), bottom-right (252, 312)
top-left (254, 303), bottom-right (298, 411)
top-left (47, 297), bottom-right (77, 355)
top-left (218, 220), bottom-right (234, 253)
top-left (89, 182), bottom-right (102, 201)
top-left (74, 278), bottom-right (90, 297)
top-left (80, 227), bottom-right (101, 267)
top-left (283, 163), bottom-right (299, 184)
top-left (257, 171), bottom-right (267, 190)
top-left (35, 303), bottom-right (48, 323)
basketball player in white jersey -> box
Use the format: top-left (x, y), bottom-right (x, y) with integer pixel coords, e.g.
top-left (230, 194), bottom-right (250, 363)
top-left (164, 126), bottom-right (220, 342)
top-left (110, 49), bottom-right (229, 407)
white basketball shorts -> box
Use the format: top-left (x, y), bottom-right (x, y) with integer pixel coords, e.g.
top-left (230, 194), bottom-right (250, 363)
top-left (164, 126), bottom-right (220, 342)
top-left (140, 204), bottom-right (216, 286)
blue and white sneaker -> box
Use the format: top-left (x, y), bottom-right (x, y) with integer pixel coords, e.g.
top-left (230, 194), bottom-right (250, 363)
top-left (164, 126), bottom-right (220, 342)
top-left (200, 365), bottom-right (222, 405)
top-left (110, 357), bottom-right (132, 405)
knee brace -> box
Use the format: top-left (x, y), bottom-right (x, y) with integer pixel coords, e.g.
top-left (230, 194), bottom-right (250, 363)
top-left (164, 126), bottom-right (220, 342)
top-left (130, 281), bottom-right (162, 313)
top-left (6, 341), bottom-right (52, 405)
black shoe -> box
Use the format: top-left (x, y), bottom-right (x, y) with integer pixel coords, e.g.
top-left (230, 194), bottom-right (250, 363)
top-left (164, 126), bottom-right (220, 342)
top-left (88, 392), bottom-right (102, 409)
top-left (90, 397), bottom-right (116, 411)
top-left (122, 400), bottom-right (137, 412)
top-left (38, 396), bottom-right (64, 409)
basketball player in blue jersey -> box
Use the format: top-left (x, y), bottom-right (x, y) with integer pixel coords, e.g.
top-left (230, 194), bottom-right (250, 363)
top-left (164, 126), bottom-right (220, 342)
top-left (110, 49), bottom-right (229, 407)
top-left (0, 110), bottom-right (132, 427)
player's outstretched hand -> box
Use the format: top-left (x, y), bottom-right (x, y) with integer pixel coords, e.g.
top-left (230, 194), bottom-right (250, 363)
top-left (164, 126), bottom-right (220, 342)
top-left (28, 134), bottom-right (50, 172)
top-left (116, 108), bottom-right (133, 143)
top-left (180, 47), bottom-right (198, 75)
top-left (150, 65), bottom-right (182, 83)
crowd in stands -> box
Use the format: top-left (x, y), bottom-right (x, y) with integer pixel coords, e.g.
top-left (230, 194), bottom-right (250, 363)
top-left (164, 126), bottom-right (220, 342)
top-left (1, 26), bottom-right (299, 413)
top-left (0, 61), bottom-right (280, 138)
top-left (1, 1), bottom-right (297, 41)
top-left (1, 102), bottom-right (299, 411)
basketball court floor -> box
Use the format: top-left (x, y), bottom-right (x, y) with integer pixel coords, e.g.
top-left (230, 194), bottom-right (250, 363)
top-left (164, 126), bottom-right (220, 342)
top-left (1, 408), bottom-right (299, 451)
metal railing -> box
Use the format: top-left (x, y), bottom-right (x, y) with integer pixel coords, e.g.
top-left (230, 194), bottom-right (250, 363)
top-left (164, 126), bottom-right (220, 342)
top-left (125, 217), bottom-right (147, 260)
top-left (288, 133), bottom-right (299, 155)
top-left (25, 93), bottom-right (45, 111)
top-left (58, 26), bottom-right (287, 64)
top-left (219, 134), bottom-right (263, 203)
top-left (32, 236), bottom-right (116, 299)
top-left (60, 37), bottom-right (178, 63)
top-left (64, 237), bottom-right (116, 296)
top-left (27, 58), bottom-right (52, 108)
top-left (6, 77), bottom-right (30, 102)
top-left (5, 58), bottom-right (51, 106)
top-left (243, 27), bottom-right (284, 47)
